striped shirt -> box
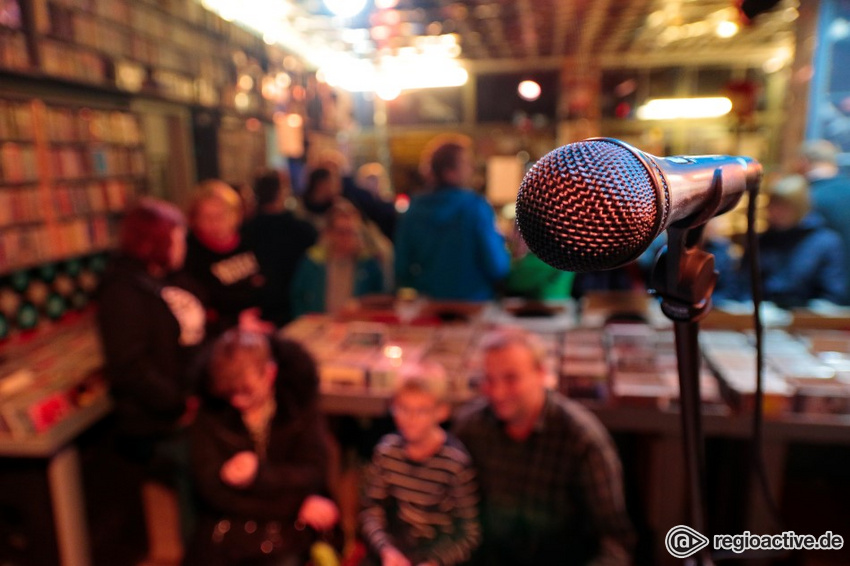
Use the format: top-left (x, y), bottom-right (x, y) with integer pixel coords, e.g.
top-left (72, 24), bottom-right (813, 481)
top-left (452, 391), bottom-right (634, 566)
top-left (360, 433), bottom-right (481, 566)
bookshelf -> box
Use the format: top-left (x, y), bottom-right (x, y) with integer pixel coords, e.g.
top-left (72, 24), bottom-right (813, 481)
top-left (0, 0), bottom-right (30, 71)
top-left (25, 0), bottom-right (270, 111)
top-left (0, 95), bottom-right (144, 336)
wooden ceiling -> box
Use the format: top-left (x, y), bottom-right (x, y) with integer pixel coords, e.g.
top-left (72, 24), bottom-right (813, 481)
top-left (289, 0), bottom-right (800, 70)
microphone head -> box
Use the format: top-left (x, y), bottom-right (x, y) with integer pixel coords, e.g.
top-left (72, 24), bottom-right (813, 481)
top-left (516, 138), bottom-right (664, 273)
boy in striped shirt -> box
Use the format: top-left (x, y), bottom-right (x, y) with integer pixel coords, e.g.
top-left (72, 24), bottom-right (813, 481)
top-left (360, 363), bottom-right (481, 566)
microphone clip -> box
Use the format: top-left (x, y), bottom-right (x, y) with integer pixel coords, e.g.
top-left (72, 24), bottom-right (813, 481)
top-left (650, 168), bottom-right (725, 323)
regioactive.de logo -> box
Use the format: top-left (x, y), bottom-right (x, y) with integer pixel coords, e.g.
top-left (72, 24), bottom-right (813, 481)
top-left (666, 525), bottom-right (710, 559)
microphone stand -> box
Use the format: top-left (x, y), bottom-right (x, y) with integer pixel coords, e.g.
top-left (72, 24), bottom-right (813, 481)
top-left (650, 170), bottom-right (726, 566)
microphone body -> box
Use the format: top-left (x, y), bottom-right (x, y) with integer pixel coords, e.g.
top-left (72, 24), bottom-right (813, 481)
top-left (516, 137), bottom-right (761, 273)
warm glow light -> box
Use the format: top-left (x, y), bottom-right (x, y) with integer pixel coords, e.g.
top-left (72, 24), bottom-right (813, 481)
top-left (636, 97), bottom-right (733, 120)
top-left (376, 79), bottom-right (402, 101)
top-left (371, 25), bottom-right (392, 41)
top-left (395, 194), bottom-right (410, 213)
top-left (201, 0), bottom-right (467, 96)
top-left (517, 80), bottom-right (541, 101)
top-left (715, 20), bottom-right (739, 38)
top-left (324, 0), bottom-right (368, 18)
top-left (286, 113), bottom-right (303, 128)
top-left (234, 92), bottom-right (251, 110)
top-left (245, 118), bottom-right (261, 132)
top-left (238, 74), bottom-right (254, 91)
top-left (383, 345), bottom-right (403, 359)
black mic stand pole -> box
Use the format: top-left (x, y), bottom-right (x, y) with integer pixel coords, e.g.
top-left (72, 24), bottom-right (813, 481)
top-left (650, 170), bottom-right (727, 566)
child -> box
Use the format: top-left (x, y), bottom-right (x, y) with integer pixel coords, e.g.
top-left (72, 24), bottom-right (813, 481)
top-left (360, 363), bottom-right (481, 566)
top-left (185, 329), bottom-right (339, 566)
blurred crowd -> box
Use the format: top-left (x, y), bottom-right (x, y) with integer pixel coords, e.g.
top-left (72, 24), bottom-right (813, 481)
top-left (94, 133), bottom-right (850, 566)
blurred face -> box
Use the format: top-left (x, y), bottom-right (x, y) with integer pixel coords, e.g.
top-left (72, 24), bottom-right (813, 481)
top-left (227, 361), bottom-right (277, 412)
top-left (482, 343), bottom-right (546, 427)
top-left (194, 198), bottom-right (240, 244)
top-left (168, 225), bottom-right (187, 270)
top-left (327, 215), bottom-right (362, 258)
top-left (391, 390), bottom-right (447, 445)
top-left (446, 149), bottom-right (474, 187)
top-left (767, 199), bottom-right (797, 231)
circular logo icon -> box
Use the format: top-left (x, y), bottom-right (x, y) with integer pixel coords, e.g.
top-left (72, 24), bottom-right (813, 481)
top-left (666, 525), bottom-right (710, 559)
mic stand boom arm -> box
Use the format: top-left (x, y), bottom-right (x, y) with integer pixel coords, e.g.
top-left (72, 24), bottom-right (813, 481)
top-left (650, 168), bottom-right (726, 566)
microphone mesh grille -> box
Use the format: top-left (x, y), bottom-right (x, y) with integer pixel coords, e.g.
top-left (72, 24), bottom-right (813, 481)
top-left (516, 139), bottom-right (660, 272)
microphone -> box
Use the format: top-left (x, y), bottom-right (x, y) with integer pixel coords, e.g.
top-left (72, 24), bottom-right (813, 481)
top-left (516, 137), bottom-right (761, 273)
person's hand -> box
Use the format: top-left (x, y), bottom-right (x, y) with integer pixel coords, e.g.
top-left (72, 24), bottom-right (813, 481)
top-left (177, 395), bottom-right (199, 427)
top-left (238, 308), bottom-right (275, 334)
top-left (379, 545), bottom-right (411, 566)
top-left (297, 495), bottom-right (339, 531)
top-left (220, 451), bottom-right (258, 488)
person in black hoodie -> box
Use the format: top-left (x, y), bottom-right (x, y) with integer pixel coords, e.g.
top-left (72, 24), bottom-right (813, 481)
top-left (185, 329), bottom-right (339, 566)
top-left (97, 198), bottom-right (207, 565)
top-left (184, 179), bottom-right (271, 335)
top-left (242, 170), bottom-right (318, 326)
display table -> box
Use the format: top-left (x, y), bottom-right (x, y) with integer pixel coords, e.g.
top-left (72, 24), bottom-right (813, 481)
top-left (3, 295), bottom-right (849, 566)
top-left (285, 295), bottom-right (850, 566)
top-left (0, 313), bottom-right (110, 566)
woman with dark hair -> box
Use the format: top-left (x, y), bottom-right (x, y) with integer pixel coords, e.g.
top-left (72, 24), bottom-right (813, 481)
top-left (97, 197), bottom-right (206, 565)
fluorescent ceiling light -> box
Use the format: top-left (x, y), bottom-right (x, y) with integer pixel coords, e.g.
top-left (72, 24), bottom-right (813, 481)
top-left (321, 56), bottom-right (468, 93)
top-left (636, 97), bottom-right (733, 120)
top-left (200, 0), bottom-right (468, 94)
top-left (324, 0), bottom-right (368, 18)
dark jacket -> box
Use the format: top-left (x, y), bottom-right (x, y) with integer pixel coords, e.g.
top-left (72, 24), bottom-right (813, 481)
top-left (96, 255), bottom-right (206, 438)
top-left (188, 337), bottom-right (331, 562)
top-left (811, 174), bottom-right (850, 304)
top-left (242, 211), bottom-right (318, 325)
top-left (343, 177), bottom-right (397, 241)
top-left (733, 212), bottom-right (848, 308)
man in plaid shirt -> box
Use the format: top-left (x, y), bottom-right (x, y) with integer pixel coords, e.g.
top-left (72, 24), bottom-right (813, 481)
top-left (454, 328), bottom-right (634, 565)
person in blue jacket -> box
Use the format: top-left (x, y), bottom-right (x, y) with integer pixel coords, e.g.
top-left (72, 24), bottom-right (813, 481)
top-left (734, 174), bottom-right (847, 308)
top-left (797, 139), bottom-right (850, 304)
top-left (394, 136), bottom-right (510, 301)
top-left (290, 199), bottom-right (384, 317)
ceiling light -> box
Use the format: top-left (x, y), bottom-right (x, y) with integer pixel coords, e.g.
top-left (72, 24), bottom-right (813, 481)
top-left (636, 97), bottom-right (733, 120)
top-left (324, 0), bottom-right (368, 18)
top-left (828, 18), bottom-right (850, 41)
top-left (518, 80), bottom-right (541, 101)
top-left (376, 80), bottom-right (402, 101)
top-left (715, 20), bottom-right (739, 38)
